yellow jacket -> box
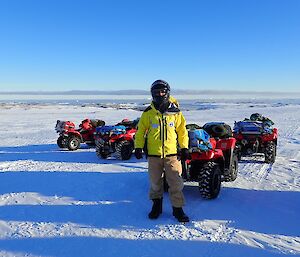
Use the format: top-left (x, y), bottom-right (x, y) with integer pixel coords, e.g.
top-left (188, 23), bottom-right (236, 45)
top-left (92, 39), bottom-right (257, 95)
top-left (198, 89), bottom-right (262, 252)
top-left (134, 99), bottom-right (188, 158)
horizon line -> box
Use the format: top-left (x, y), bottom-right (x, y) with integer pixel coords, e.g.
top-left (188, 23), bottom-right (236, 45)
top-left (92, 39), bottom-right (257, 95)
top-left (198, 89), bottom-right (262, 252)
top-left (0, 89), bottom-right (299, 95)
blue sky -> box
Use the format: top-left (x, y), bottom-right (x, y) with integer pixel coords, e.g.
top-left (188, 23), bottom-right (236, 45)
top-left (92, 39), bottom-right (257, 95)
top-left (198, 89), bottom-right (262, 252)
top-left (0, 0), bottom-right (299, 92)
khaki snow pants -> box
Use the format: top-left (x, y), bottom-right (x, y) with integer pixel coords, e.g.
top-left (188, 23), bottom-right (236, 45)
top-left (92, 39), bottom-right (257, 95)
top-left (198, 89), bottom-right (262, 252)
top-left (148, 156), bottom-right (185, 208)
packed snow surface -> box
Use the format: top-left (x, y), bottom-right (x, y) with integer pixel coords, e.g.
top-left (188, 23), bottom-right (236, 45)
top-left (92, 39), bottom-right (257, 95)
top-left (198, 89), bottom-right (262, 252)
top-left (0, 95), bottom-right (299, 257)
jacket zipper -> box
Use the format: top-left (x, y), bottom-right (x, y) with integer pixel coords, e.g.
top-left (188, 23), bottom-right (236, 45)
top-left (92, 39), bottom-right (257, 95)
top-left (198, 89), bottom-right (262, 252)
top-left (158, 116), bottom-right (163, 141)
top-left (164, 117), bottom-right (168, 141)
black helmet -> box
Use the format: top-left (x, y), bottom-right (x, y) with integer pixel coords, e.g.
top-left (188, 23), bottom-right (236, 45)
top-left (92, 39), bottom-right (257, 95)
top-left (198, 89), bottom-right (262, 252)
top-left (151, 79), bottom-right (170, 92)
top-left (150, 80), bottom-right (170, 107)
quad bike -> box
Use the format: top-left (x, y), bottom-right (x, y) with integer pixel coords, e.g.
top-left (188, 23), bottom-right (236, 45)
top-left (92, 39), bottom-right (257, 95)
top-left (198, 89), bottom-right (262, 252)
top-left (55, 119), bottom-right (105, 151)
top-left (179, 122), bottom-right (238, 199)
top-left (94, 118), bottom-right (138, 160)
top-left (203, 122), bottom-right (239, 182)
top-left (233, 118), bottom-right (278, 163)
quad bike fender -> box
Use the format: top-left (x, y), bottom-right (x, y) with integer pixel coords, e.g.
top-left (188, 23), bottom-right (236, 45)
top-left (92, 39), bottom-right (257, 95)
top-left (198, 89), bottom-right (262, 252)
top-left (209, 138), bottom-right (217, 149)
top-left (112, 129), bottom-right (136, 142)
top-left (125, 129), bottom-right (137, 139)
top-left (123, 132), bottom-right (136, 141)
top-left (190, 149), bottom-right (223, 161)
top-left (55, 120), bottom-right (76, 133)
top-left (107, 131), bottom-right (126, 143)
top-left (216, 138), bottom-right (236, 151)
top-left (261, 128), bottom-right (278, 143)
top-left (65, 131), bottom-right (83, 142)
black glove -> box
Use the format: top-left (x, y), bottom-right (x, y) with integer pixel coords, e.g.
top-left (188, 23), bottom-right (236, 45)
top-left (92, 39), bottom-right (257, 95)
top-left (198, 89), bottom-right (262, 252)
top-left (134, 148), bottom-right (143, 159)
top-left (180, 148), bottom-right (190, 161)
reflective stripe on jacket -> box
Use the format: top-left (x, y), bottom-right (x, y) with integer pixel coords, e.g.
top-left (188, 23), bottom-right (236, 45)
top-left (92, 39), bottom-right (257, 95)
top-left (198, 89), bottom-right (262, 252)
top-left (134, 101), bottom-right (188, 158)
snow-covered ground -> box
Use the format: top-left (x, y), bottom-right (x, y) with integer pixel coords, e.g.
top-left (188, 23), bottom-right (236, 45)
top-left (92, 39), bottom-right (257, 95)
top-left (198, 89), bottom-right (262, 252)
top-left (0, 96), bottom-right (299, 257)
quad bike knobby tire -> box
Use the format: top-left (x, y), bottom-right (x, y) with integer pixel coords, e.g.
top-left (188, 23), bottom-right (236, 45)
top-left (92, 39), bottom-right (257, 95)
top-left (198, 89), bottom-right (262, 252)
top-left (198, 161), bottom-right (221, 199)
top-left (57, 136), bottom-right (66, 148)
top-left (115, 141), bottom-right (134, 160)
top-left (265, 142), bottom-right (276, 163)
top-left (96, 145), bottom-right (109, 159)
top-left (67, 136), bottom-right (81, 151)
top-left (224, 154), bottom-right (238, 182)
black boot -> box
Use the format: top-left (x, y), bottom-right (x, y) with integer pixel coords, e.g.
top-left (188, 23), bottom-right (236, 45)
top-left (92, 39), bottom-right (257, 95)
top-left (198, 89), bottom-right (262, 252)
top-left (148, 198), bottom-right (162, 219)
top-left (172, 207), bottom-right (189, 223)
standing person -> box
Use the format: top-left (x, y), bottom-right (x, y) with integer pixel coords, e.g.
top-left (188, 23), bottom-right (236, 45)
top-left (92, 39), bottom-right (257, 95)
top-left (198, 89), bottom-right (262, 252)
top-left (134, 79), bottom-right (190, 223)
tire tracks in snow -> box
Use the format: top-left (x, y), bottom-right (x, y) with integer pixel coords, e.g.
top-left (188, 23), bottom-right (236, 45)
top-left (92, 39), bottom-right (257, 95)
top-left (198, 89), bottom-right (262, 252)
top-left (278, 123), bottom-right (300, 160)
top-left (237, 157), bottom-right (273, 188)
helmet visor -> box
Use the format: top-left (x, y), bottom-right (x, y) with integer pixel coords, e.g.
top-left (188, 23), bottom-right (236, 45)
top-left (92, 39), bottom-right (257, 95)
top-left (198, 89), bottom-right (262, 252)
top-left (151, 88), bottom-right (168, 96)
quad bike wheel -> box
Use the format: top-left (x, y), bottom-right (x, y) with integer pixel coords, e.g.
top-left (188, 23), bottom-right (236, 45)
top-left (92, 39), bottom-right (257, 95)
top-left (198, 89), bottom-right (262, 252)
top-left (115, 141), bottom-right (134, 160)
top-left (265, 141), bottom-right (276, 163)
top-left (224, 154), bottom-right (238, 182)
top-left (67, 136), bottom-right (81, 151)
top-left (198, 161), bottom-right (221, 199)
top-left (57, 136), bottom-right (66, 148)
top-left (96, 145), bottom-right (109, 159)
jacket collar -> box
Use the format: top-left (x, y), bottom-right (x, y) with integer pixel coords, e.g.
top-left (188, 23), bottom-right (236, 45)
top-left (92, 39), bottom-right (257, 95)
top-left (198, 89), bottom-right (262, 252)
top-left (150, 101), bottom-right (180, 114)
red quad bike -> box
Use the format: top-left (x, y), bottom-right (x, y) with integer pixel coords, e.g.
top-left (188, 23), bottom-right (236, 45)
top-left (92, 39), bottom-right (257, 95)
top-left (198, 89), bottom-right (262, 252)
top-left (180, 123), bottom-right (238, 199)
top-left (233, 119), bottom-right (278, 163)
top-left (94, 119), bottom-right (138, 160)
top-left (55, 119), bottom-right (105, 151)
